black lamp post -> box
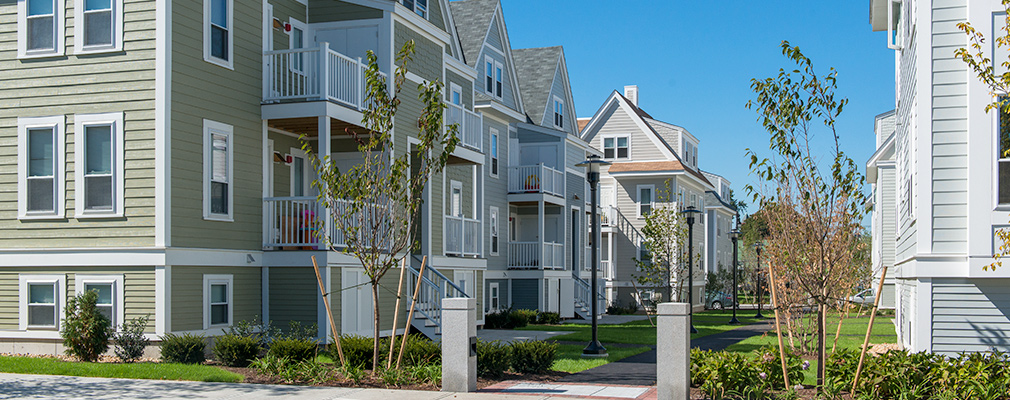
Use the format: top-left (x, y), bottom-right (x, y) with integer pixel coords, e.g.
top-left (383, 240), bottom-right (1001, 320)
top-left (754, 241), bottom-right (765, 319)
top-left (728, 226), bottom-right (742, 324)
top-left (682, 206), bottom-right (702, 334)
top-left (577, 154), bottom-right (610, 357)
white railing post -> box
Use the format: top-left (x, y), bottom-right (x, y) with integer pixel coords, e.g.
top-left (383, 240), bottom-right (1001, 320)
top-left (318, 42), bottom-right (330, 101)
top-left (356, 57), bottom-right (364, 110)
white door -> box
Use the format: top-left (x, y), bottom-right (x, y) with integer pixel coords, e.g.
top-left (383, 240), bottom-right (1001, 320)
top-left (601, 185), bottom-right (615, 208)
top-left (341, 269), bottom-right (373, 336)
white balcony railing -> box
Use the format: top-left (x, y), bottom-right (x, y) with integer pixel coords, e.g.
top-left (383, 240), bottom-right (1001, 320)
top-left (508, 241), bottom-right (565, 270)
top-left (508, 165), bottom-right (565, 197)
top-left (601, 205), bottom-right (616, 226)
top-left (444, 102), bottom-right (483, 152)
top-left (444, 215), bottom-right (481, 257)
top-left (264, 43), bottom-right (383, 108)
top-left (263, 196), bottom-right (389, 250)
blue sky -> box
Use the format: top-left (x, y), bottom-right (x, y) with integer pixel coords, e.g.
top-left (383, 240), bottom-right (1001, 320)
top-left (500, 1), bottom-right (895, 215)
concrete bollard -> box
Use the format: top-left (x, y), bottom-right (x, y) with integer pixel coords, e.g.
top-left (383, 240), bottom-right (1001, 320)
top-left (441, 297), bottom-right (477, 392)
top-left (657, 302), bottom-right (691, 400)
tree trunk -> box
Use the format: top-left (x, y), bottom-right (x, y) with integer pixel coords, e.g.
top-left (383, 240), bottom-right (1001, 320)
top-left (372, 281), bottom-right (381, 374)
top-left (817, 299), bottom-right (826, 389)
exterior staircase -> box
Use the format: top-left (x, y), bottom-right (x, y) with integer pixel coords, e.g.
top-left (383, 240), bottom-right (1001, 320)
top-left (405, 256), bottom-right (469, 340)
top-left (573, 274), bottom-right (606, 320)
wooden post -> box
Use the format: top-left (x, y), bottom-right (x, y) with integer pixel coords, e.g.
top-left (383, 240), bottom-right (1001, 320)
top-left (312, 255), bottom-right (346, 366)
top-left (767, 264), bottom-right (790, 389)
top-left (386, 258), bottom-right (408, 370)
top-left (852, 266), bottom-right (888, 393)
top-left (397, 256), bottom-right (427, 369)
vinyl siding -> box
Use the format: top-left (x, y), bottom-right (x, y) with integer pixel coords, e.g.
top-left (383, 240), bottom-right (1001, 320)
top-left (895, 11), bottom-right (918, 262)
top-left (307, 0), bottom-right (382, 23)
top-left (394, 21), bottom-right (441, 82)
top-left (475, 46), bottom-right (519, 111)
top-left (545, 65), bottom-right (574, 135)
top-left (485, 17), bottom-right (503, 51)
top-left (0, 267), bottom-right (155, 332)
top-left (427, 0), bottom-right (446, 32)
top-left (588, 105), bottom-right (665, 162)
top-left (932, 279), bottom-right (1010, 354)
top-left (0, 0), bottom-right (156, 248)
top-left (268, 266), bottom-right (317, 331)
top-left (930, 0), bottom-right (967, 254)
top-left (170, 0), bottom-right (264, 250)
top-left (444, 69), bottom-right (473, 111)
top-left (170, 266), bottom-right (262, 332)
top-left (484, 118), bottom-right (508, 270)
top-left (270, 0), bottom-right (308, 51)
top-left (881, 167), bottom-right (896, 267)
top-left (444, 165), bottom-right (475, 219)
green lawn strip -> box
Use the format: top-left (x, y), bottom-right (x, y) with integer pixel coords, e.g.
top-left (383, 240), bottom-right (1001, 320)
top-left (520, 311), bottom-right (764, 345)
top-left (0, 356), bottom-right (243, 382)
top-left (551, 344), bottom-right (650, 373)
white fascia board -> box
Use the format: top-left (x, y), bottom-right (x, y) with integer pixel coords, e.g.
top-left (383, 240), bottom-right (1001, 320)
top-left (440, 0), bottom-right (462, 58)
top-left (0, 249), bottom-right (167, 267)
top-left (540, 62), bottom-right (560, 127)
top-left (475, 101), bottom-right (526, 122)
top-left (391, 6), bottom-right (451, 45)
top-left (579, 91), bottom-right (622, 142)
top-left (493, 3), bottom-right (525, 115)
top-left (557, 49), bottom-right (578, 136)
top-left (516, 121), bottom-right (565, 139)
top-left (445, 53), bottom-right (477, 79)
top-left (342, 0), bottom-right (394, 11)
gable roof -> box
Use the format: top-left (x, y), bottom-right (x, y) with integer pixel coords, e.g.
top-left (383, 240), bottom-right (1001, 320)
top-left (607, 161), bottom-right (714, 186)
top-left (512, 46), bottom-right (562, 126)
top-left (448, 0), bottom-right (498, 67)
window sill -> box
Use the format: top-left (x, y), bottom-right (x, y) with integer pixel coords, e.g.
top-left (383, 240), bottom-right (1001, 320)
top-left (18, 51), bottom-right (65, 60)
top-left (75, 46), bottom-right (123, 56)
top-left (77, 212), bottom-right (125, 220)
top-left (204, 215), bottom-right (234, 222)
top-left (18, 214), bottom-right (66, 222)
top-left (204, 56), bottom-right (234, 71)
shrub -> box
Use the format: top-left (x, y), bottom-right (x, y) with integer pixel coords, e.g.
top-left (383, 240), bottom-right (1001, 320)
top-left (60, 290), bottom-right (113, 362)
top-left (160, 333), bottom-right (206, 364)
top-left (692, 350), bottom-right (765, 399)
top-left (399, 334), bottom-right (440, 366)
top-left (406, 362), bottom-right (441, 385)
top-left (268, 337), bottom-right (318, 363)
top-left (476, 339), bottom-right (510, 379)
top-left (484, 309), bottom-right (511, 329)
top-left (511, 309), bottom-right (538, 328)
top-left (606, 302), bottom-right (638, 315)
top-left (250, 354), bottom-right (331, 384)
top-left (339, 334), bottom-right (377, 368)
top-left (113, 315), bottom-right (151, 363)
top-left (213, 334), bottom-right (262, 367)
top-left (535, 312), bottom-right (560, 325)
top-left (509, 340), bottom-right (557, 374)
top-left (753, 345), bottom-right (805, 390)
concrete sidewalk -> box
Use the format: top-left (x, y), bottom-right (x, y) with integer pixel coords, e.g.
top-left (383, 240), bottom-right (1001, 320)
top-left (0, 373), bottom-right (652, 400)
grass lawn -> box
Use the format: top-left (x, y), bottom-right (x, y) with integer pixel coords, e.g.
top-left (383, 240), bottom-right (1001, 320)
top-left (517, 310), bottom-right (763, 345)
top-left (0, 356), bottom-right (243, 382)
top-left (551, 344), bottom-right (651, 373)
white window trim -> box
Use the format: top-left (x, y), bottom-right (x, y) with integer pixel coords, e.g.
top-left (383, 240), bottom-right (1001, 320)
top-left (17, 0), bottom-right (65, 58)
top-left (74, 112), bottom-right (125, 218)
top-left (203, 274), bottom-right (234, 329)
top-left (203, 0), bottom-right (234, 69)
top-left (287, 18), bottom-right (307, 75)
top-left (75, 274), bottom-right (125, 330)
top-left (449, 82), bottom-right (462, 105)
top-left (450, 180), bottom-right (463, 217)
top-left (489, 282), bottom-right (499, 312)
top-left (494, 61), bottom-right (504, 100)
top-left (484, 56), bottom-right (494, 96)
top-left (19, 274), bottom-right (67, 331)
top-left (203, 119), bottom-right (234, 221)
top-left (489, 127), bottom-right (499, 178)
top-left (18, 115), bottom-right (66, 220)
top-left (601, 134), bottom-right (631, 161)
top-left (637, 184), bottom-right (655, 219)
top-left (553, 95), bottom-right (565, 130)
top-left (73, 0), bottom-right (124, 54)
top-left (490, 206), bottom-right (499, 256)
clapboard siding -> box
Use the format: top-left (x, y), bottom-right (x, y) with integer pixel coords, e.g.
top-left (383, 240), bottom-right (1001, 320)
top-left (881, 168), bottom-right (896, 267)
top-left (271, 0), bottom-right (308, 51)
top-left (897, 280), bottom-right (913, 347)
top-left (589, 106), bottom-right (665, 162)
top-left (444, 165), bottom-right (475, 220)
top-left (445, 69), bottom-right (474, 111)
top-left (0, 0), bottom-right (156, 248)
top-left (484, 118), bottom-right (508, 270)
top-left (546, 64), bottom-right (576, 135)
top-left (932, 279), bottom-right (1010, 354)
top-left (171, 266), bottom-right (262, 332)
top-left (394, 22), bottom-right (441, 83)
top-left (476, 45), bottom-right (519, 111)
top-left (486, 18), bottom-right (503, 51)
top-left (307, 0), bottom-right (382, 23)
top-left (268, 267), bottom-right (317, 331)
top-left (895, 11), bottom-right (918, 262)
top-left (930, 0), bottom-right (968, 254)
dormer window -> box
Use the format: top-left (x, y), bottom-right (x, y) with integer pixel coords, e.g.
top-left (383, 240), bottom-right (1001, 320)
top-left (485, 57), bottom-right (503, 99)
top-left (553, 97), bottom-right (564, 129)
top-left (402, 0), bottom-right (427, 18)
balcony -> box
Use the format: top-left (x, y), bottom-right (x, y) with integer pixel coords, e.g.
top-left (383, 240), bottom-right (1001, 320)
top-left (263, 196), bottom-right (389, 250)
top-left (508, 241), bottom-right (565, 270)
top-left (444, 215), bottom-right (482, 258)
top-left (508, 165), bottom-right (565, 197)
top-left (263, 44), bottom-right (373, 108)
top-left (444, 102), bottom-right (483, 152)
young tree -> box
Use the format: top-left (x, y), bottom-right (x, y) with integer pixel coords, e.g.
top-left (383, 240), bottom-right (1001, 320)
top-left (745, 41), bottom-right (869, 389)
top-left (634, 180), bottom-right (689, 303)
top-left (956, 1), bottom-right (1010, 270)
top-left (304, 41), bottom-right (459, 372)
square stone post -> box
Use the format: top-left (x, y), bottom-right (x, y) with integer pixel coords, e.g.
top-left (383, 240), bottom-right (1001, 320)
top-left (441, 297), bottom-right (476, 392)
top-left (657, 302), bottom-right (690, 400)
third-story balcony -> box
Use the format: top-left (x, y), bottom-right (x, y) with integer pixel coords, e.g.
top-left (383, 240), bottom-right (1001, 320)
top-left (444, 102), bottom-right (483, 152)
top-left (264, 43), bottom-right (374, 109)
top-left (444, 215), bottom-right (482, 258)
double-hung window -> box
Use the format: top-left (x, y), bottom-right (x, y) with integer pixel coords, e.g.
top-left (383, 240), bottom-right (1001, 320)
top-left (999, 95), bottom-right (1010, 205)
top-left (19, 0), bottom-right (63, 57)
top-left (484, 57), bottom-right (503, 99)
top-left (490, 207), bottom-right (499, 255)
top-left (75, 0), bottom-right (122, 53)
top-left (19, 275), bottom-right (66, 330)
top-left (18, 116), bottom-right (65, 219)
top-left (495, 63), bottom-right (503, 98)
top-left (490, 128), bottom-right (499, 177)
top-left (204, 0), bottom-right (233, 68)
top-left (75, 113), bottom-right (124, 217)
top-left (76, 275), bottom-right (123, 328)
top-left (203, 120), bottom-right (233, 221)
top-left (638, 185), bottom-right (654, 218)
top-left (603, 136), bottom-right (629, 160)
top-left (401, 0), bottom-right (427, 18)
top-left (204, 274), bottom-right (233, 329)
top-left (553, 97), bottom-right (564, 129)
top-left (288, 18), bottom-right (306, 74)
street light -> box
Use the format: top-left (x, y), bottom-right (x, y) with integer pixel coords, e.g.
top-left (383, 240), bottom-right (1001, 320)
top-left (681, 205), bottom-right (702, 334)
top-left (577, 154), bottom-right (610, 357)
top-left (754, 241), bottom-right (765, 319)
top-left (728, 226), bottom-right (742, 325)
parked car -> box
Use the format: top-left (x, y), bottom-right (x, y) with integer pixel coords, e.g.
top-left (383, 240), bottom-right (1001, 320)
top-left (706, 291), bottom-right (736, 310)
top-left (848, 288), bottom-right (875, 305)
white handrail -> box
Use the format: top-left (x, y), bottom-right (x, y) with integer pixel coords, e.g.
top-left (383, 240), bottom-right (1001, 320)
top-left (444, 215), bottom-right (481, 257)
top-left (263, 45), bottom-right (382, 109)
top-left (507, 164), bottom-right (564, 196)
top-left (444, 102), bottom-right (483, 151)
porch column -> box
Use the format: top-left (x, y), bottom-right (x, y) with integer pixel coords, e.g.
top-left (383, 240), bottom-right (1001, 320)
top-left (319, 116), bottom-right (331, 247)
top-left (538, 199), bottom-right (545, 269)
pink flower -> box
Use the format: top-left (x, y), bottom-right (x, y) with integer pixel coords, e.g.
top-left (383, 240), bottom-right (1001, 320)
top-left (759, 372), bottom-right (767, 379)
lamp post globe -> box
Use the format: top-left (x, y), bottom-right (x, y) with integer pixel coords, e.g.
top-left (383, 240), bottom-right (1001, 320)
top-left (728, 226), bottom-right (742, 325)
top-left (681, 206), bottom-right (702, 334)
top-left (576, 154), bottom-right (610, 357)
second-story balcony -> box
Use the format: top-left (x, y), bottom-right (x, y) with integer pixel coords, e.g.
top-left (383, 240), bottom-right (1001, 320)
top-left (444, 102), bottom-right (483, 152)
top-left (508, 165), bottom-right (565, 198)
top-left (264, 43), bottom-right (373, 109)
top-left (508, 241), bottom-right (565, 270)
top-left (444, 214), bottom-right (482, 258)
top-left (263, 196), bottom-right (391, 250)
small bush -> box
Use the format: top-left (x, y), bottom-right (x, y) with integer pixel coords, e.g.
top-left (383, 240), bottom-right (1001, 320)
top-left (753, 345), bottom-right (804, 390)
top-left (509, 340), bottom-right (557, 374)
top-left (400, 334), bottom-right (440, 366)
top-left (268, 337), bottom-right (318, 363)
top-left (484, 309), bottom-right (511, 329)
top-left (606, 302), bottom-right (639, 315)
top-left (60, 290), bottom-right (113, 362)
top-left (535, 312), bottom-right (560, 325)
top-left (511, 309), bottom-right (538, 328)
top-left (339, 334), bottom-right (376, 368)
top-left (406, 362), bottom-right (441, 385)
top-left (160, 333), bottom-right (206, 364)
top-left (250, 355), bottom-right (331, 384)
top-left (213, 334), bottom-right (262, 367)
top-left (476, 339), bottom-right (510, 379)
top-left (113, 315), bottom-right (151, 363)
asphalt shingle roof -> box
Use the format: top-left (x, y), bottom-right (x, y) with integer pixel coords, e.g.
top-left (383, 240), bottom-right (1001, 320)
top-left (512, 46), bottom-right (562, 127)
top-left (448, 0), bottom-right (498, 67)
